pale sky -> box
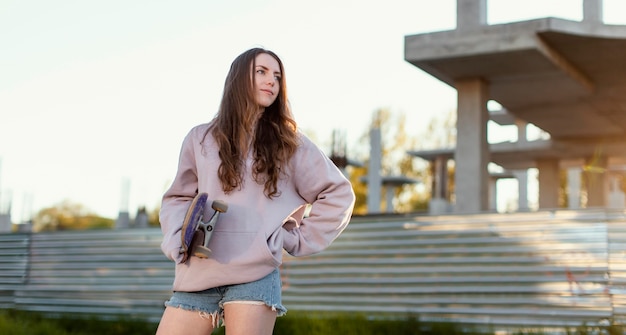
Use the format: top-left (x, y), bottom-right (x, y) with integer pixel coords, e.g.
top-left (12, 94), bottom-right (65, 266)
top-left (1, 0), bottom-right (625, 221)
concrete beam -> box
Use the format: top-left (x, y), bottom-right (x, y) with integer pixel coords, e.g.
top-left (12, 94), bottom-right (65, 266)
top-left (535, 36), bottom-right (595, 93)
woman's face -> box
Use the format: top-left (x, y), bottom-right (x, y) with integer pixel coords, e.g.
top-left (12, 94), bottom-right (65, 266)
top-left (253, 53), bottom-right (281, 109)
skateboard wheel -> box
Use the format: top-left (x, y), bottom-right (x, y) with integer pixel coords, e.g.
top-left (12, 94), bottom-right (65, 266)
top-left (212, 200), bottom-right (228, 213)
top-left (194, 245), bottom-right (212, 258)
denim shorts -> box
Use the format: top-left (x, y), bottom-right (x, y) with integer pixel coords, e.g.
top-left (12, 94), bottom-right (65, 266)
top-left (164, 268), bottom-right (287, 320)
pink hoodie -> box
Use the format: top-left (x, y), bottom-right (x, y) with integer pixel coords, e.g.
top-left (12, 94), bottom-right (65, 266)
top-left (159, 123), bottom-right (355, 292)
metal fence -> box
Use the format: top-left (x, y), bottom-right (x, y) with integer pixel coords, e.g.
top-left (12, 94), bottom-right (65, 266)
top-left (0, 209), bottom-right (625, 329)
top-left (0, 229), bottom-right (172, 322)
top-left (0, 233), bottom-right (29, 309)
top-left (283, 209), bottom-right (626, 329)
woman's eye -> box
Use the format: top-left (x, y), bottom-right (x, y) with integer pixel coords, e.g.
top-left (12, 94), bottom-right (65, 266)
top-left (274, 75), bottom-right (281, 81)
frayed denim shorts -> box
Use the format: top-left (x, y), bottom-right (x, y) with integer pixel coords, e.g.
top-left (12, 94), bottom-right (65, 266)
top-left (164, 268), bottom-right (287, 320)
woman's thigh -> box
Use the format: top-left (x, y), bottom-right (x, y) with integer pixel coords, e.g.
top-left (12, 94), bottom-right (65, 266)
top-left (155, 306), bottom-right (216, 335)
top-left (223, 302), bottom-right (277, 335)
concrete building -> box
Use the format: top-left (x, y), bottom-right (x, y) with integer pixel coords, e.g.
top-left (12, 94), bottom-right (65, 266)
top-left (405, 0), bottom-right (626, 214)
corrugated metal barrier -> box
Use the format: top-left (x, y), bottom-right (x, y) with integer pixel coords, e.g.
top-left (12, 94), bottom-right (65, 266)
top-left (6, 229), bottom-right (171, 322)
top-left (282, 209), bottom-right (626, 329)
top-left (0, 209), bottom-right (624, 330)
top-left (0, 233), bottom-right (29, 309)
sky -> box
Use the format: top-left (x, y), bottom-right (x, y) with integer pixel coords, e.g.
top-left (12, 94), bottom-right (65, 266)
top-left (2, 0), bottom-right (626, 222)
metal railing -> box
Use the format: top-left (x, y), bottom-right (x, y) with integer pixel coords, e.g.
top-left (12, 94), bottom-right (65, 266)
top-left (0, 209), bottom-right (624, 329)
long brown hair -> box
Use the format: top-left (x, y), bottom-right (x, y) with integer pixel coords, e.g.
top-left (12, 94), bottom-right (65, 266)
top-left (205, 48), bottom-right (299, 198)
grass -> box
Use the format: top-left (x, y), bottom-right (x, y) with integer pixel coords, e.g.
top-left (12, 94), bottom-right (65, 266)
top-left (0, 309), bottom-right (623, 335)
top-left (0, 309), bottom-right (157, 335)
top-left (212, 311), bottom-right (486, 335)
top-left (271, 312), bottom-right (485, 335)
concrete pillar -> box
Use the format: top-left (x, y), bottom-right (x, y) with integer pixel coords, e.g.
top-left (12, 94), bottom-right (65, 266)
top-left (0, 214), bottom-right (10, 233)
top-left (536, 158), bottom-right (560, 209)
top-left (0, 159), bottom-right (8, 233)
top-left (584, 155), bottom-right (608, 207)
top-left (608, 174), bottom-right (625, 208)
top-left (134, 207), bottom-right (149, 228)
top-left (456, 0), bottom-right (487, 30)
top-left (514, 170), bottom-right (529, 211)
top-left (567, 168), bottom-right (582, 209)
top-left (429, 155), bottom-right (450, 214)
top-left (583, 0), bottom-right (603, 24)
top-left (513, 120), bottom-right (529, 211)
top-left (367, 127), bottom-right (382, 213)
top-left (16, 221), bottom-right (32, 233)
top-left (489, 177), bottom-right (498, 211)
top-left (384, 187), bottom-right (394, 213)
top-left (515, 120), bottom-right (527, 143)
top-left (430, 199), bottom-right (449, 214)
top-left (432, 156), bottom-right (448, 199)
top-left (454, 78), bottom-right (490, 213)
top-left (116, 178), bottom-right (131, 229)
top-left (116, 212), bottom-right (130, 229)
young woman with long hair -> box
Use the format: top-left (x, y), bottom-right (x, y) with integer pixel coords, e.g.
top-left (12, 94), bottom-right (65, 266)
top-left (156, 48), bottom-right (355, 335)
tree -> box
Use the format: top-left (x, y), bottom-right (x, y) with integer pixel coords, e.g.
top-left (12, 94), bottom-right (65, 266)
top-left (148, 205), bottom-right (161, 227)
top-left (347, 107), bottom-right (461, 215)
top-left (33, 200), bottom-right (114, 232)
top-left (348, 164), bottom-right (369, 214)
top-left (350, 109), bottom-right (429, 214)
top-left (413, 108), bottom-right (458, 206)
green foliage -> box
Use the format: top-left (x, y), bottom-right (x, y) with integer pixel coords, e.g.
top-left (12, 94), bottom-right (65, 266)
top-left (512, 329), bottom-right (549, 335)
top-left (348, 165), bottom-right (369, 215)
top-left (512, 321), bottom-right (625, 335)
top-left (281, 312), bottom-right (495, 335)
top-left (0, 309), bottom-right (157, 335)
top-left (33, 200), bottom-right (114, 231)
top-left (148, 206), bottom-right (161, 227)
top-left (0, 310), bottom-right (67, 335)
top-left (355, 108), bottom-right (428, 214)
top-left (214, 312), bottom-right (483, 335)
top-left (1, 309), bottom-right (623, 335)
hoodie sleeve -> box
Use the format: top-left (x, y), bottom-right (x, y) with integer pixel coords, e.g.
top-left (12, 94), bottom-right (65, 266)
top-left (281, 135), bottom-right (355, 257)
top-left (159, 130), bottom-right (199, 263)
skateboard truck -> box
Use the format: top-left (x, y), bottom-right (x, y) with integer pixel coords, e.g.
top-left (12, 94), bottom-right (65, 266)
top-left (193, 199), bottom-right (228, 258)
top-left (180, 193), bottom-right (228, 263)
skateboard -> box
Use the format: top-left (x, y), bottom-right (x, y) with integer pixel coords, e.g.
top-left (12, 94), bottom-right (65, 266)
top-left (179, 192), bottom-right (228, 263)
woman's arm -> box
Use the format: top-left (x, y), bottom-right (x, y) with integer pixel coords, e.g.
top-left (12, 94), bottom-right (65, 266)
top-left (159, 131), bottom-right (199, 262)
top-left (282, 135), bottom-right (355, 256)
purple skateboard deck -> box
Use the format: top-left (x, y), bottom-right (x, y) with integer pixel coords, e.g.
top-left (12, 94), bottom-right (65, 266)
top-left (180, 192), bottom-right (208, 263)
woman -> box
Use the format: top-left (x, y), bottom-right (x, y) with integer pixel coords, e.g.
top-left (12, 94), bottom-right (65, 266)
top-left (156, 48), bottom-right (355, 335)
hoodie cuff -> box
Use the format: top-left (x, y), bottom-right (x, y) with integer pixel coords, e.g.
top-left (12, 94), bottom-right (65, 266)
top-left (281, 227), bottom-right (298, 254)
